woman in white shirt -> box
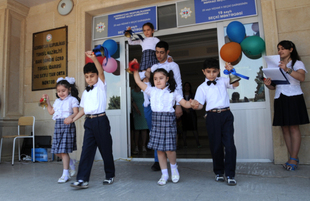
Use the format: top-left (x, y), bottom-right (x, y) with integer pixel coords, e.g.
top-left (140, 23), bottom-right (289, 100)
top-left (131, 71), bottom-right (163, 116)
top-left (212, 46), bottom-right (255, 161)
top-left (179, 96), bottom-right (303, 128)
top-left (264, 40), bottom-right (309, 171)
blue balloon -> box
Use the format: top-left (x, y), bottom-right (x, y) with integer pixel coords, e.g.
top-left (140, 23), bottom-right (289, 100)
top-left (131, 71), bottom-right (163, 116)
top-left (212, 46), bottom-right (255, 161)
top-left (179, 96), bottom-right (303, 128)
top-left (102, 39), bottom-right (118, 56)
top-left (227, 21), bottom-right (246, 44)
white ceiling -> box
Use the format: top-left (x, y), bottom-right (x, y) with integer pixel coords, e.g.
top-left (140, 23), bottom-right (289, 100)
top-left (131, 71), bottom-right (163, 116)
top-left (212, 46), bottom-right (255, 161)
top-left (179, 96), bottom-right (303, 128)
top-left (14, 0), bottom-right (56, 7)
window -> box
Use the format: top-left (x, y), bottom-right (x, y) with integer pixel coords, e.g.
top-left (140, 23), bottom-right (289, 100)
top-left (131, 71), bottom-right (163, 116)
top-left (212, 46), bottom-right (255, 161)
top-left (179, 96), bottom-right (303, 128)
top-left (105, 43), bottom-right (121, 109)
top-left (158, 4), bottom-right (177, 30)
top-left (224, 22), bottom-right (265, 103)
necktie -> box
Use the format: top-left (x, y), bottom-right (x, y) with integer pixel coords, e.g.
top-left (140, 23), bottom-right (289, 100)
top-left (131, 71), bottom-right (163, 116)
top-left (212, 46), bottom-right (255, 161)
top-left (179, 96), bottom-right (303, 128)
top-left (207, 80), bottom-right (217, 86)
top-left (86, 85), bottom-right (94, 92)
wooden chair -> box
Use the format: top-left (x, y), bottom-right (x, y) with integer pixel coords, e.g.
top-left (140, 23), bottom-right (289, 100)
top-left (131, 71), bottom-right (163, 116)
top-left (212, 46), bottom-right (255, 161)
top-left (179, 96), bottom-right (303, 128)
top-left (0, 116), bottom-right (35, 165)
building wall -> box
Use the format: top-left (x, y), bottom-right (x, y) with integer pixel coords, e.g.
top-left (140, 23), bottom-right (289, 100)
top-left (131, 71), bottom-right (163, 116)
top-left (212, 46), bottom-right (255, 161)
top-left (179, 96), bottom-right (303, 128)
top-left (261, 0), bottom-right (310, 164)
top-left (0, 0), bottom-right (309, 163)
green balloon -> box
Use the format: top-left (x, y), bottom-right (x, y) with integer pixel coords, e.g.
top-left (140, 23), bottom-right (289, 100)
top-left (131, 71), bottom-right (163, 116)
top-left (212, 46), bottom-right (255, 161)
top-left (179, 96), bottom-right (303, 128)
top-left (241, 36), bottom-right (265, 56)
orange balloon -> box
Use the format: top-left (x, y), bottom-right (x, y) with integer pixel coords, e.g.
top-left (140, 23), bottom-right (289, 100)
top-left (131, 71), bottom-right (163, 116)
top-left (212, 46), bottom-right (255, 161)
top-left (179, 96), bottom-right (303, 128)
top-left (220, 42), bottom-right (242, 63)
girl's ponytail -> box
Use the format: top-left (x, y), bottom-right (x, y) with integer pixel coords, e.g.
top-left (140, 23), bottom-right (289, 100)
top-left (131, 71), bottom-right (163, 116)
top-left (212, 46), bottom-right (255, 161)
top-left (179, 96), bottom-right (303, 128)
top-left (70, 83), bottom-right (80, 103)
top-left (150, 68), bottom-right (177, 93)
top-left (167, 70), bottom-right (176, 92)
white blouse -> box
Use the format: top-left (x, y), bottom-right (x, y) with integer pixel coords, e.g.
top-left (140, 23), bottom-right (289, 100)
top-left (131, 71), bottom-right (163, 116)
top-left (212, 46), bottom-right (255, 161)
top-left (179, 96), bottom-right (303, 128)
top-left (144, 86), bottom-right (183, 113)
top-left (52, 95), bottom-right (79, 120)
top-left (275, 60), bottom-right (307, 99)
top-left (128, 37), bottom-right (160, 52)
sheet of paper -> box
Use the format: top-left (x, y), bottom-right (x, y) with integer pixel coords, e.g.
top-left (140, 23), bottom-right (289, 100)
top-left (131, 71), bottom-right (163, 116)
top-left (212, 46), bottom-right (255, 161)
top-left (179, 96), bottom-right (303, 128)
top-left (264, 55), bottom-right (280, 68)
top-left (262, 68), bottom-right (289, 84)
top-left (262, 68), bottom-right (286, 80)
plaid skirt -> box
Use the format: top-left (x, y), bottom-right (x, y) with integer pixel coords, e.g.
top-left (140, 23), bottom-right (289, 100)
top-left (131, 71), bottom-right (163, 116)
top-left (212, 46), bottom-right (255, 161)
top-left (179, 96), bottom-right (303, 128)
top-left (147, 112), bottom-right (177, 151)
top-left (51, 118), bottom-right (77, 154)
top-left (140, 49), bottom-right (158, 71)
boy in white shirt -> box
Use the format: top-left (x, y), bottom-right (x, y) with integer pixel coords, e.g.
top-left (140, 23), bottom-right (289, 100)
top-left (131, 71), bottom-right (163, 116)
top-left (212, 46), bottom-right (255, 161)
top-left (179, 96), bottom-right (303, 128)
top-left (70, 51), bottom-right (115, 189)
top-left (191, 58), bottom-right (239, 186)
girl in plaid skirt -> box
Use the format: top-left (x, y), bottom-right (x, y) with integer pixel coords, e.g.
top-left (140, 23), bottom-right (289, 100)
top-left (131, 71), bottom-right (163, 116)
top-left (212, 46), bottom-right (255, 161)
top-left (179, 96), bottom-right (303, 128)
top-left (127, 22), bottom-right (173, 71)
top-left (133, 68), bottom-right (192, 186)
top-left (42, 77), bottom-right (80, 184)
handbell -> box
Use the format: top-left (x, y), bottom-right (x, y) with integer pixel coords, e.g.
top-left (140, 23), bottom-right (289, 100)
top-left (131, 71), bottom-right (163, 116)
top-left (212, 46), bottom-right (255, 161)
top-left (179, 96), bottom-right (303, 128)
top-left (99, 46), bottom-right (105, 57)
top-left (124, 30), bottom-right (132, 38)
top-left (229, 74), bottom-right (241, 84)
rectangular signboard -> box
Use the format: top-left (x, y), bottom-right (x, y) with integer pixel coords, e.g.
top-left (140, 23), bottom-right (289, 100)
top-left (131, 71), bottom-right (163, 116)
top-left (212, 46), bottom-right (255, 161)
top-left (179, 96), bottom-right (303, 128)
top-left (107, 6), bottom-right (157, 37)
top-left (32, 26), bottom-right (67, 91)
top-left (194, 0), bottom-right (257, 24)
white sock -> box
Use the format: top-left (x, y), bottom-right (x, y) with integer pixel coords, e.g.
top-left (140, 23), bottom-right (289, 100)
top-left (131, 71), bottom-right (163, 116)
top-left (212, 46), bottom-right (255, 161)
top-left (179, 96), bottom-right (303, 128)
top-left (63, 169), bottom-right (69, 177)
top-left (170, 163), bottom-right (179, 175)
top-left (170, 163), bottom-right (177, 169)
top-left (161, 169), bottom-right (169, 180)
top-left (78, 180), bottom-right (84, 183)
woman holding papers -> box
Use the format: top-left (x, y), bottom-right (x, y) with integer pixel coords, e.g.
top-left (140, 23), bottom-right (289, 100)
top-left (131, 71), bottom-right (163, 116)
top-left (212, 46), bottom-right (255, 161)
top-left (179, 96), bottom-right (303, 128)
top-left (264, 40), bottom-right (309, 171)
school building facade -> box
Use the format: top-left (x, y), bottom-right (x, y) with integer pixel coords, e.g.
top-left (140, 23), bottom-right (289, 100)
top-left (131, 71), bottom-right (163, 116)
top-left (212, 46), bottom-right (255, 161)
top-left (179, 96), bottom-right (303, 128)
top-left (0, 0), bottom-right (309, 164)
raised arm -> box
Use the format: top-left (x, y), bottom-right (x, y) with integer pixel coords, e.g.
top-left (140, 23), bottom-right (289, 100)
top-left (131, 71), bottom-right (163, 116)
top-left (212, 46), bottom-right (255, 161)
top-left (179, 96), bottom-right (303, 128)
top-left (133, 70), bottom-right (147, 91)
top-left (225, 63), bottom-right (239, 87)
top-left (85, 51), bottom-right (105, 83)
top-left (42, 94), bottom-right (54, 115)
top-left (279, 60), bottom-right (306, 82)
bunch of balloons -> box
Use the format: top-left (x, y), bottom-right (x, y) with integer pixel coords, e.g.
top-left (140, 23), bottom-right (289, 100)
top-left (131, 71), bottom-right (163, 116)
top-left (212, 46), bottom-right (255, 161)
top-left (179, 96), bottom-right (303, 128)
top-left (85, 39), bottom-right (119, 74)
top-left (220, 21), bottom-right (266, 63)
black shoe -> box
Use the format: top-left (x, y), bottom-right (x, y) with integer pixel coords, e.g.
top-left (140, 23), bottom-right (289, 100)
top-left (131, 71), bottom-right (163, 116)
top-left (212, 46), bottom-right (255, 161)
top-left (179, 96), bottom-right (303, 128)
top-left (151, 162), bottom-right (161, 171)
top-left (215, 174), bottom-right (225, 182)
top-left (103, 178), bottom-right (114, 185)
top-left (70, 181), bottom-right (89, 189)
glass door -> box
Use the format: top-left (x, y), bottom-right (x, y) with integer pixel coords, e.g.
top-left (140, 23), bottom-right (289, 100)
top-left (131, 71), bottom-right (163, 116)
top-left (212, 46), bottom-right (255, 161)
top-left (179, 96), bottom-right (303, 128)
top-left (93, 37), bottom-right (128, 159)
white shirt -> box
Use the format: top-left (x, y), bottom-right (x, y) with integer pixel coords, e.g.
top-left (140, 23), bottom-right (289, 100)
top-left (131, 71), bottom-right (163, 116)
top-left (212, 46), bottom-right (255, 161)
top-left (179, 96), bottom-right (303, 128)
top-left (142, 82), bottom-right (151, 107)
top-left (144, 86), bottom-right (183, 113)
top-left (275, 60), bottom-right (307, 99)
top-left (80, 78), bottom-right (107, 114)
top-left (128, 37), bottom-right (160, 52)
top-left (195, 77), bottom-right (234, 111)
top-left (150, 60), bottom-right (183, 105)
top-left (52, 95), bottom-right (79, 120)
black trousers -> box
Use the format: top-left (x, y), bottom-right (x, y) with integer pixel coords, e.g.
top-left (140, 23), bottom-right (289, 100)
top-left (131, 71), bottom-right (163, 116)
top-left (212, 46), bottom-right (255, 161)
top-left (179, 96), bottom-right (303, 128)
top-left (205, 110), bottom-right (236, 177)
top-left (77, 115), bottom-right (115, 181)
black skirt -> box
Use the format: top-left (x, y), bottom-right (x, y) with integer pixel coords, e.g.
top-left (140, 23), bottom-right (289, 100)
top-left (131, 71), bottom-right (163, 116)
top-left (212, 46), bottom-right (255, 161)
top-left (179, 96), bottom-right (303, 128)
top-left (273, 93), bottom-right (309, 126)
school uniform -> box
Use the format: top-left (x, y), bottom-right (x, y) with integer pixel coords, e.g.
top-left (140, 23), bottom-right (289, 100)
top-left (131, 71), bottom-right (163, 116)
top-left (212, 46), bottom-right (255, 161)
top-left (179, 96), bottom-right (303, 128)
top-left (77, 78), bottom-right (115, 182)
top-left (51, 95), bottom-right (79, 154)
top-left (150, 60), bottom-right (183, 103)
top-left (128, 37), bottom-right (160, 71)
top-left (273, 60), bottom-right (309, 126)
top-left (145, 86), bottom-right (183, 151)
top-left (195, 77), bottom-right (237, 178)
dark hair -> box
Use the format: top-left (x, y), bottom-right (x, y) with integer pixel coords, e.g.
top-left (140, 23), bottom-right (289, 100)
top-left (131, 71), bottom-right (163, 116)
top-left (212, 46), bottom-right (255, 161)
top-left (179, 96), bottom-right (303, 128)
top-left (84, 63), bottom-right (98, 75)
top-left (277, 40), bottom-right (301, 69)
top-left (202, 58), bottom-right (219, 70)
top-left (142, 22), bottom-right (155, 31)
top-left (183, 82), bottom-right (193, 94)
top-left (156, 41), bottom-right (169, 52)
top-left (56, 80), bottom-right (80, 102)
top-left (150, 68), bottom-right (176, 93)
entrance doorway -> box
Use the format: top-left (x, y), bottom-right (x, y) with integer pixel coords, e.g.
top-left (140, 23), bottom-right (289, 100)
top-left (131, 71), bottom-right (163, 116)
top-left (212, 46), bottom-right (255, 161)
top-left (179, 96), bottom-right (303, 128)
top-left (128, 29), bottom-right (218, 159)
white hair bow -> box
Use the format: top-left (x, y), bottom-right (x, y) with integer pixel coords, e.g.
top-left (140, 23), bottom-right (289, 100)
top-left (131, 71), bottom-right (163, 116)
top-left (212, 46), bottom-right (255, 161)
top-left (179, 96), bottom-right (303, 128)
top-left (56, 77), bottom-right (75, 84)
